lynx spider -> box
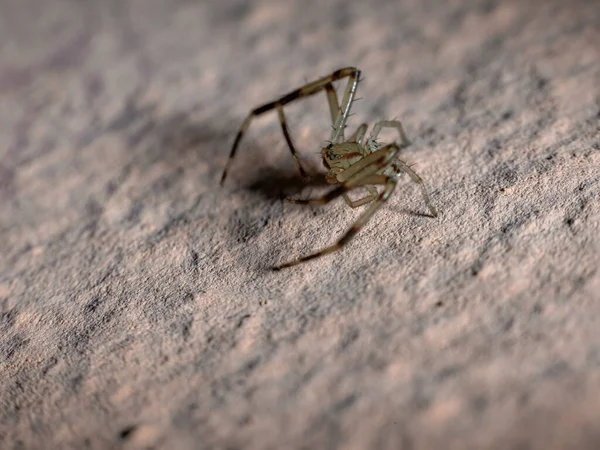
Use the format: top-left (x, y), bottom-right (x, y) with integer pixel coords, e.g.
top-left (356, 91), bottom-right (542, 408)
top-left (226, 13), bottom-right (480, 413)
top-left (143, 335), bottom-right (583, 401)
top-left (220, 67), bottom-right (437, 270)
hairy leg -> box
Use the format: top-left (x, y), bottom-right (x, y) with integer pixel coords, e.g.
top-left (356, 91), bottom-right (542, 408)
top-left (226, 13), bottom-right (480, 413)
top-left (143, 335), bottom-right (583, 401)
top-left (220, 67), bottom-right (361, 185)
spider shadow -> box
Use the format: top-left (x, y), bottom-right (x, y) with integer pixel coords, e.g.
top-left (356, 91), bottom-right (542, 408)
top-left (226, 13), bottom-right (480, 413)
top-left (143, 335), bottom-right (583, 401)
top-left (130, 117), bottom-right (232, 172)
top-left (95, 86), bottom-right (234, 175)
top-left (244, 169), bottom-right (330, 200)
top-left (229, 168), bottom-right (332, 273)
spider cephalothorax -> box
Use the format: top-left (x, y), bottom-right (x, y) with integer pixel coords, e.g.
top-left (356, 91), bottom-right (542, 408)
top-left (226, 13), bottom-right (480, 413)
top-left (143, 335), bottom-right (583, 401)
top-left (220, 67), bottom-right (437, 270)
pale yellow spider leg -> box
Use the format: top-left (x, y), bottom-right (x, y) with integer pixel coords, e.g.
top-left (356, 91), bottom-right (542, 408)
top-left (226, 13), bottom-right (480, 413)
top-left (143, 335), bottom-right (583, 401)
top-left (348, 123), bottom-right (368, 145)
top-left (356, 163), bottom-right (437, 217)
top-left (348, 163), bottom-right (437, 217)
top-left (220, 67), bottom-right (361, 185)
top-left (274, 144), bottom-right (400, 269)
top-left (393, 159), bottom-right (438, 217)
top-left (369, 120), bottom-right (412, 147)
top-left (343, 185), bottom-right (378, 208)
top-left (330, 69), bottom-right (361, 143)
top-left (368, 121), bottom-right (436, 216)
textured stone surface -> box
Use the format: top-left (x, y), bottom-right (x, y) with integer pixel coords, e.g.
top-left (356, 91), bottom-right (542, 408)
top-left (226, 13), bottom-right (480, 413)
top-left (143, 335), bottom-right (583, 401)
top-left (1, 0), bottom-right (599, 448)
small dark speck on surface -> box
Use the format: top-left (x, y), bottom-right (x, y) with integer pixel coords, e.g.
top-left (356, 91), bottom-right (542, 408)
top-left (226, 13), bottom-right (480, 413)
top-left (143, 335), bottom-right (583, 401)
top-left (118, 425), bottom-right (137, 440)
top-left (236, 314), bottom-right (251, 328)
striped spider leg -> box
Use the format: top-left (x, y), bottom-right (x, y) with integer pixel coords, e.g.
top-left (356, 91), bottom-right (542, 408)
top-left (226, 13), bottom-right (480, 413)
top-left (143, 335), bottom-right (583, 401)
top-left (220, 67), bottom-right (361, 185)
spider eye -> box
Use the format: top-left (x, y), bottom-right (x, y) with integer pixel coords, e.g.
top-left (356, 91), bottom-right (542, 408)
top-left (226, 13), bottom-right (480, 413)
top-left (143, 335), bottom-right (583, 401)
top-left (326, 143), bottom-right (334, 150)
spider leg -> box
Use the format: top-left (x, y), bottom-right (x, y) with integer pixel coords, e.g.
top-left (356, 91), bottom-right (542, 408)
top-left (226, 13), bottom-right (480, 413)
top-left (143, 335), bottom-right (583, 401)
top-left (274, 144), bottom-right (399, 269)
top-left (348, 123), bottom-right (368, 145)
top-left (368, 120), bottom-right (411, 148)
top-left (276, 105), bottom-right (309, 179)
top-left (220, 67), bottom-right (361, 185)
top-left (352, 162), bottom-right (437, 217)
top-left (286, 143), bottom-right (401, 205)
top-left (343, 185), bottom-right (378, 208)
top-left (365, 121), bottom-right (436, 216)
top-left (393, 159), bottom-right (438, 217)
top-left (273, 177), bottom-right (398, 270)
top-left (330, 70), bottom-right (361, 144)
top-left (324, 83), bottom-right (340, 128)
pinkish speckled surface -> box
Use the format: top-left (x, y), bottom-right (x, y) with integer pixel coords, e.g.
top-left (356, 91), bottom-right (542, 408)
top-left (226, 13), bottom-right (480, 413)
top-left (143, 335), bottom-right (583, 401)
top-left (1, 0), bottom-right (599, 448)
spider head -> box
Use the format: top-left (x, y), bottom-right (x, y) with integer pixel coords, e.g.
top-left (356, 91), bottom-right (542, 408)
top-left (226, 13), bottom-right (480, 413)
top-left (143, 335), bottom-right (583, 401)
top-left (321, 142), bottom-right (364, 170)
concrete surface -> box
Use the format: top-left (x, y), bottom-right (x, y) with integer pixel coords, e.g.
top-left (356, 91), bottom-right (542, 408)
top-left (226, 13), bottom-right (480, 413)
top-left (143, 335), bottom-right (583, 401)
top-left (1, 0), bottom-right (599, 448)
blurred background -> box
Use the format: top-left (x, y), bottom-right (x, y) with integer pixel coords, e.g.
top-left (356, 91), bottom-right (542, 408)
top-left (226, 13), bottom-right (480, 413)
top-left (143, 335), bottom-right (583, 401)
top-left (1, 0), bottom-right (599, 449)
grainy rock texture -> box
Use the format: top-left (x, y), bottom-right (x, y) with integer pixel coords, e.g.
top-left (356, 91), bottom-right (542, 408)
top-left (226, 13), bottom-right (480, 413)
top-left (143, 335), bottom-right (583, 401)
top-left (1, 0), bottom-right (599, 448)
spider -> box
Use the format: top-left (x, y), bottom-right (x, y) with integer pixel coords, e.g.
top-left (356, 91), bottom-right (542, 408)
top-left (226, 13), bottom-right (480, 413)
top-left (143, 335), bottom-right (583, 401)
top-left (220, 67), bottom-right (437, 270)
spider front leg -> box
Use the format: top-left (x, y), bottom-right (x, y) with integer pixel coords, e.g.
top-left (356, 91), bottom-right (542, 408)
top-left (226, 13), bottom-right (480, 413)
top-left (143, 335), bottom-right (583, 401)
top-left (220, 67), bottom-right (361, 185)
top-left (348, 123), bottom-right (368, 144)
top-left (368, 121), bottom-right (437, 217)
top-left (393, 159), bottom-right (438, 217)
top-left (343, 185), bottom-right (378, 208)
top-left (368, 120), bottom-right (411, 148)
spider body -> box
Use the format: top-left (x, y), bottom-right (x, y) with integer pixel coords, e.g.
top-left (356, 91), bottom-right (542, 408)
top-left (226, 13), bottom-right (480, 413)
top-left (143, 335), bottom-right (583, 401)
top-left (220, 67), bottom-right (437, 270)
